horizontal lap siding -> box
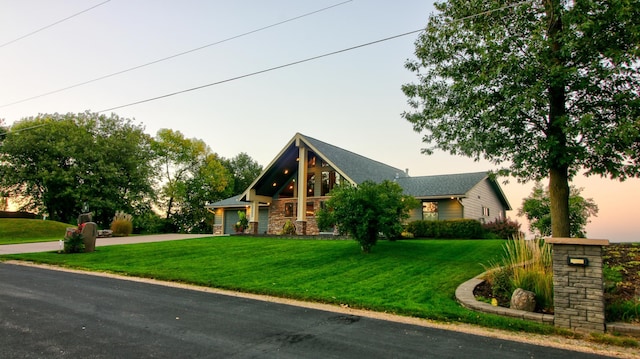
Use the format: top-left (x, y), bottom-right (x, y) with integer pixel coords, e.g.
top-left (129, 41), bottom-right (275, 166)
top-left (462, 179), bottom-right (506, 222)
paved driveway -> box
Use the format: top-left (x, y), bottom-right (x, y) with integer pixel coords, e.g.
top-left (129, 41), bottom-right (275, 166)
top-left (0, 233), bottom-right (212, 255)
top-left (0, 263), bottom-right (618, 359)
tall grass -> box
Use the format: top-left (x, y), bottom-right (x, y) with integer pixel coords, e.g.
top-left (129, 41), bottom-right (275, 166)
top-left (484, 235), bottom-right (554, 312)
top-left (110, 211), bottom-right (133, 236)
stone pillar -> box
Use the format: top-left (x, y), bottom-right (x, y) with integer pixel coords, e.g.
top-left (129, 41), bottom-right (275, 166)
top-left (296, 221), bottom-right (307, 236)
top-left (547, 238), bottom-right (609, 333)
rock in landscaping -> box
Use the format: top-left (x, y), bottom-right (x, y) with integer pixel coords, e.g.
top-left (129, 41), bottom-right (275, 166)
top-left (510, 288), bottom-right (536, 312)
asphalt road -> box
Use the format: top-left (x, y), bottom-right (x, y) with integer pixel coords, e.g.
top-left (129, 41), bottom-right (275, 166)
top-left (0, 263), bottom-right (615, 359)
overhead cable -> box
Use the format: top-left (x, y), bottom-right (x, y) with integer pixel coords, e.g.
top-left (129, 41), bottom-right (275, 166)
top-left (0, 0), bottom-right (111, 49)
top-left (0, 0), bottom-right (353, 108)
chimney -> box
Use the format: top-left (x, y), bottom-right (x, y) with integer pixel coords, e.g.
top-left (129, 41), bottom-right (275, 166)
top-left (405, 168), bottom-right (409, 175)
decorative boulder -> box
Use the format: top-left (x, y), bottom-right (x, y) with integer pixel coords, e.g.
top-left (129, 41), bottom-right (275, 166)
top-left (81, 222), bottom-right (98, 252)
top-left (510, 288), bottom-right (536, 312)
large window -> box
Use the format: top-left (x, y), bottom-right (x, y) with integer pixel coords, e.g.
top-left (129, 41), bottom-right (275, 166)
top-left (321, 171), bottom-right (341, 196)
top-left (422, 201), bottom-right (438, 221)
top-left (284, 202), bottom-right (295, 217)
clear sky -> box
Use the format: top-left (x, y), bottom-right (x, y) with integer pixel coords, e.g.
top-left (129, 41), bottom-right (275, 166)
top-left (1, 0), bottom-right (638, 242)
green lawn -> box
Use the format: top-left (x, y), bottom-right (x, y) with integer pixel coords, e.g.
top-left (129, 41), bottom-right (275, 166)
top-left (0, 236), bottom-right (555, 333)
top-left (0, 218), bottom-right (73, 245)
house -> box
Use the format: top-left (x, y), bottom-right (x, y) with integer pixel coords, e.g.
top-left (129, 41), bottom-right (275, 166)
top-left (206, 133), bottom-right (511, 235)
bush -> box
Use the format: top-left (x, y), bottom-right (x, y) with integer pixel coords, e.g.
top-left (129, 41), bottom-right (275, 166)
top-left (482, 217), bottom-right (523, 239)
top-left (281, 220), bottom-right (296, 235)
top-left (63, 230), bottom-right (84, 253)
top-left (111, 211), bottom-right (133, 237)
top-left (405, 219), bottom-right (484, 239)
top-left (133, 210), bottom-right (166, 234)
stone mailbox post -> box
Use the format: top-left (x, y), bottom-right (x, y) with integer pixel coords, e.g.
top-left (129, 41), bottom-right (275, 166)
top-left (547, 238), bottom-right (609, 333)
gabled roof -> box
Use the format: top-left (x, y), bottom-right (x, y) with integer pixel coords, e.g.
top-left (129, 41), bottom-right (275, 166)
top-left (302, 134), bottom-right (408, 184)
top-left (396, 172), bottom-right (488, 198)
top-left (207, 133), bottom-right (510, 211)
top-left (238, 133), bottom-right (408, 201)
top-left (396, 171), bottom-right (511, 210)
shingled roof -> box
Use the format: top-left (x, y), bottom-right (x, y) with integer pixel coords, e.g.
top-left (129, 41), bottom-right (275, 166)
top-left (302, 134), bottom-right (408, 184)
top-left (396, 172), bottom-right (489, 198)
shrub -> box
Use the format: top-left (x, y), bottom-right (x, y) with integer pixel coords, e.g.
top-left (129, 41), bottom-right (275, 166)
top-left (281, 220), bottom-right (296, 235)
top-left (133, 210), bottom-right (166, 234)
top-left (63, 230), bottom-right (84, 253)
top-left (483, 217), bottom-right (523, 239)
top-left (405, 219), bottom-right (484, 239)
top-left (234, 211), bottom-right (248, 233)
top-left (111, 211), bottom-right (133, 237)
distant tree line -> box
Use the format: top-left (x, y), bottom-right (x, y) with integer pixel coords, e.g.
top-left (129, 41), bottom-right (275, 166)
top-left (0, 112), bottom-right (262, 233)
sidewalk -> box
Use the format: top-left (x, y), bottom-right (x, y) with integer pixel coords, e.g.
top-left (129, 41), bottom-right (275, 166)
top-left (0, 234), bottom-right (213, 255)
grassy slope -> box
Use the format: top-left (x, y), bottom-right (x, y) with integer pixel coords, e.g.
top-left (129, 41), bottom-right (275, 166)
top-left (0, 218), bottom-right (73, 245)
top-left (0, 236), bottom-right (554, 333)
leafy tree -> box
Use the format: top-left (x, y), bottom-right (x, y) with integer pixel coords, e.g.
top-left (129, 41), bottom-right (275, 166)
top-left (151, 129), bottom-right (232, 233)
top-left (519, 182), bottom-right (598, 238)
top-left (0, 112), bottom-right (156, 227)
top-left (317, 180), bottom-right (418, 253)
top-left (403, 0), bottom-right (640, 237)
top-left (222, 152), bottom-right (263, 195)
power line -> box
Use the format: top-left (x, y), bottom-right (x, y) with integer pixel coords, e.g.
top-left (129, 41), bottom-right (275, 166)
top-left (98, 29), bottom-right (423, 113)
top-left (0, 0), bottom-right (111, 49)
top-left (0, 0), bottom-right (353, 109)
top-left (96, 0), bottom-right (535, 113)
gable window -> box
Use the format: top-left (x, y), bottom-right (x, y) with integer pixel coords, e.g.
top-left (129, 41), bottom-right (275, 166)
top-left (422, 201), bottom-right (438, 221)
top-left (284, 202), bottom-right (295, 217)
top-left (321, 171), bottom-right (341, 196)
top-left (482, 206), bottom-right (490, 217)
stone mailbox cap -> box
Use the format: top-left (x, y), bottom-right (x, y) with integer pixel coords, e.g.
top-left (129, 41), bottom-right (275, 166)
top-left (545, 237), bottom-right (609, 246)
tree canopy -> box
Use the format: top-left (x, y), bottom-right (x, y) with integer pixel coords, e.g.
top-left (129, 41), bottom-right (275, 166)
top-left (222, 152), bottom-right (263, 196)
top-left (519, 182), bottom-right (598, 238)
top-left (403, 0), bottom-right (640, 237)
top-left (0, 112), bottom-right (155, 226)
top-left (151, 129), bottom-right (232, 233)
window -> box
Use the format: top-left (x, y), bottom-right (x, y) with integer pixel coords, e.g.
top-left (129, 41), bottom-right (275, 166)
top-left (284, 202), bottom-right (295, 217)
top-left (422, 201), bottom-right (438, 221)
top-left (482, 206), bottom-right (490, 217)
top-left (306, 202), bottom-right (315, 216)
top-left (321, 171), bottom-right (341, 196)
top-left (307, 174), bottom-right (315, 196)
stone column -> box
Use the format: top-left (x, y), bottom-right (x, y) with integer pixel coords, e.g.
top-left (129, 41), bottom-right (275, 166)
top-left (296, 144), bottom-right (307, 235)
top-left (547, 238), bottom-right (609, 333)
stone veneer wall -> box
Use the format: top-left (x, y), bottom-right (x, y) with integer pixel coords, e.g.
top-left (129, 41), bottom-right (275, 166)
top-left (213, 224), bottom-right (223, 236)
top-left (267, 198), bottom-right (326, 235)
top-left (547, 238), bottom-right (609, 334)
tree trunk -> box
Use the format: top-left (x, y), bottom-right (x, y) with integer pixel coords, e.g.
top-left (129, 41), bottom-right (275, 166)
top-left (549, 167), bottom-right (570, 237)
top-left (546, 0), bottom-right (571, 238)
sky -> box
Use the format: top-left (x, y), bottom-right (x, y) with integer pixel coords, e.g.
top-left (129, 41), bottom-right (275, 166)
top-left (1, 0), bottom-right (638, 242)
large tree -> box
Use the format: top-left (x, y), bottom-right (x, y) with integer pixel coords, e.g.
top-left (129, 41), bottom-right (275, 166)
top-left (151, 129), bottom-right (232, 233)
top-left (222, 152), bottom-right (263, 195)
top-left (403, 0), bottom-right (640, 237)
top-left (0, 112), bottom-right (156, 226)
top-left (519, 182), bottom-right (598, 238)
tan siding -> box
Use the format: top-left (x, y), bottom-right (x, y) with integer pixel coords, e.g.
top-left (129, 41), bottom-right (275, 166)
top-left (461, 178), bottom-right (507, 223)
top-left (438, 199), bottom-right (463, 220)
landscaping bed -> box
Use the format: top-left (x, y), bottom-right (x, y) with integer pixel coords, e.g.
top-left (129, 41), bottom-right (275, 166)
top-left (474, 242), bottom-right (640, 322)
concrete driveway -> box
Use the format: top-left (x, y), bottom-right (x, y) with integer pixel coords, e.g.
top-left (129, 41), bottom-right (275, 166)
top-left (0, 233), bottom-right (213, 255)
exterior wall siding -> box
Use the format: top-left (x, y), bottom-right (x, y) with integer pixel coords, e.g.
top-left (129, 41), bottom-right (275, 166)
top-left (461, 179), bottom-right (506, 223)
top-left (267, 197), bottom-right (326, 235)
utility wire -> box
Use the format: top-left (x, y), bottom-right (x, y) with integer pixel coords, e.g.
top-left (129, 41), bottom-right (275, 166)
top-left (1, 0), bottom-right (353, 109)
top-left (96, 0), bottom-right (534, 113)
top-left (98, 30), bottom-right (423, 113)
top-left (0, 0), bottom-right (111, 49)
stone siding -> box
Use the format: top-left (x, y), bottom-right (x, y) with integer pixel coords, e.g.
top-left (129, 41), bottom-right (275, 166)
top-left (548, 239), bottom-right (608, 333)
top-left (267, 198), bottom-right (325, 235)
